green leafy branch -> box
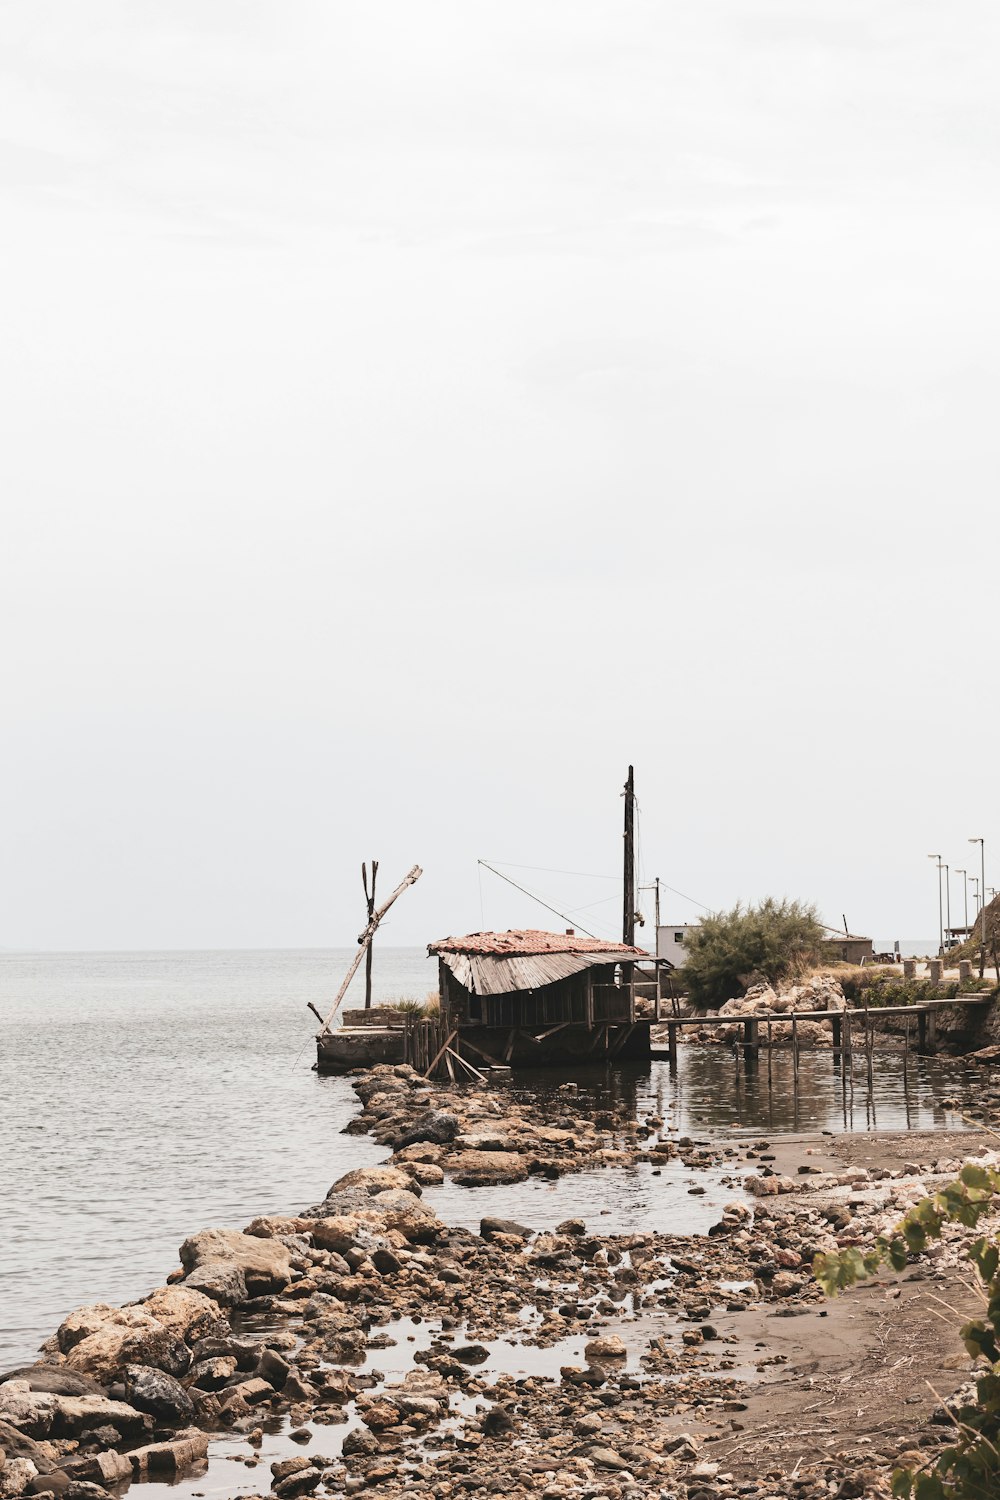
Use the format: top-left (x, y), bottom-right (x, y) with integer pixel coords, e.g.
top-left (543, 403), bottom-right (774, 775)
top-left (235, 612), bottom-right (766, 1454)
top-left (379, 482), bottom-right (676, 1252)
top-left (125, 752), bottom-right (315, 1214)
top-left (812, 1162), bottom-right (1000, 1500)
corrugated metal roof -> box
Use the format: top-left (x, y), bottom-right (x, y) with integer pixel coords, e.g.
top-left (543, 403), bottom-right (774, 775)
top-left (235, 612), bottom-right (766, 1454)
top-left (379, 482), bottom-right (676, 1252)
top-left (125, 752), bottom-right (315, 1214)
top-left (429, 929), bottom-right (648, 958)
top-left (430, 930), bottom-right (653, 997)
top-left (437, 948), bottom-right (646, 996)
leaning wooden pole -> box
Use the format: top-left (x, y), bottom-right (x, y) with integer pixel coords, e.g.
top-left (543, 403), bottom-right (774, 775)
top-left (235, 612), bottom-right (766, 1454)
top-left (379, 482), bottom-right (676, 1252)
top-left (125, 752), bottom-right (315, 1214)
top-left (362, 859), bottom-right (378, 1009)
top-left (316, 864), bottom-right (423, 1036)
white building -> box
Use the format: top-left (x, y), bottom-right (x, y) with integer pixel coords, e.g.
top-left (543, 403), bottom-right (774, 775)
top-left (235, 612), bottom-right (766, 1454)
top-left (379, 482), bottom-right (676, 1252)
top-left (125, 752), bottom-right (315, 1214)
top-left (656, 923), bottom-right (698, 968)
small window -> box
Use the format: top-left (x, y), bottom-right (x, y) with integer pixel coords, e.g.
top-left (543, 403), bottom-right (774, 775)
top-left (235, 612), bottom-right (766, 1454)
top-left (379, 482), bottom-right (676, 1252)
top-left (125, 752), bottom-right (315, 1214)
top-left (674, 932), bottom-right (684, 942)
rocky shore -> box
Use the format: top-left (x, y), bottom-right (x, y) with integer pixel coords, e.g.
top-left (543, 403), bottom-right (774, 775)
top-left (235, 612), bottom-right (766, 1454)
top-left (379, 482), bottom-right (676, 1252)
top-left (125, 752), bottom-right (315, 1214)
top-left (3, 1063), bottom-right (1000, 1500)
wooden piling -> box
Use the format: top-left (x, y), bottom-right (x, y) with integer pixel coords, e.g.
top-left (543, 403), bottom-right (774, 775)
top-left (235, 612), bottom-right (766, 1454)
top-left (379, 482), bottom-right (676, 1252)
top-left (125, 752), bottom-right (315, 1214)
top-left (791, 1012), bottom-right (799, 1081)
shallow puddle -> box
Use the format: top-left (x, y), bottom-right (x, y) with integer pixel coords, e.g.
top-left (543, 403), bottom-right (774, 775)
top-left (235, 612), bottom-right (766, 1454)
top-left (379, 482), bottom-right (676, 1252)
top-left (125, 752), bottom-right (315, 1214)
top-left (427, 1157), bottom-right (746, 1236)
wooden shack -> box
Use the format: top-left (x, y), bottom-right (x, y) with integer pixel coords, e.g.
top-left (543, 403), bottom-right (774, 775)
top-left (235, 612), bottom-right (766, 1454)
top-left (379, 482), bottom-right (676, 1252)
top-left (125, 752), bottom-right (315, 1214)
top-left (427, 928), bottom-right (659, 1066)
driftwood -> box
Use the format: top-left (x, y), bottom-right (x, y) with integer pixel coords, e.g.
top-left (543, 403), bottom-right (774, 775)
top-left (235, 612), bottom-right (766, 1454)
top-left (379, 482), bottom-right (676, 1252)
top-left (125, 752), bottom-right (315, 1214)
top-left (315, 864), bottom-right (423, 1035)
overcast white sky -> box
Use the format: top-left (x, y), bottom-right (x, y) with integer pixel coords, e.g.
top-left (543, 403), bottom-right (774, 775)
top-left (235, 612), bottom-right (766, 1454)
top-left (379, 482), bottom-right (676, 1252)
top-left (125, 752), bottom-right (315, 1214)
top-left (1, 1), bottom-right (997, 951)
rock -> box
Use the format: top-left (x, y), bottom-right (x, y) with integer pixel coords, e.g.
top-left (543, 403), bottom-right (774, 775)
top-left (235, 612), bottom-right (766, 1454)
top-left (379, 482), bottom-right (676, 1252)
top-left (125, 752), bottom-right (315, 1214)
top-left (139, 1286), bottom-right (226, 1342)
top-left (178, 1229), bottom-right (293, 1294)
top-left (182, 1262), bottom-right (248, 1307)
top-left (220, 1378), bottom-right (273, 1409)
top-left (371, 1247), bottom-right (403, 1275)
top-left (0, 1369), bottom-right (101, 1400)
top-left (399, 1162), bottom-right (444, 1187)
top-left (309, 1215), bottom-right (380, 1255)
top-left (360, 1402), bottom-right (400, 1431)
top-left (0, 1460), bottom-right (38, 1498)
top-left (125, 1434), bottom-right (209, 1478)
top-left (479, 1217), bottom-right (533, 1241)
top-left (771, 1271), bottom-right (803, 1297)
top-left (588, 1446), bottom-right (630, 1471)
top-left (122, 1366), bottom-right (195, 1426)
top-left (274, 1470), bottom-right (321, 1498)
top-left (243, 1216), bottom-right (314, 1240)
top-left (256, 1348), bottom-right (290, 1389)
top-left (56, 1306), bottom-right (191, 1384)
top-left (393, 1111), bottom-right (459, 1149)
top-left (281, 1373), bottom-right (317, 1404)
top-left (0, 1388), bottom-right (148, 1441)
top-left (575, 1413), bottom-right (603, 1435)
top-left (271, 1457), bottom-right (314, 1482)
top-left (559, 1366), bottom-right (606, 1387)
top-left (64, 1484), bottom-right (112, 1500)
top-left (0, 1422), bottom-right (55, 1474)
top-left (327, 1166), bottom-right (419, 1197)
top-left (342, 1427), bottom-right (380, 1457)
top-left (368, 1190), bottom-right (444, 1242)
top-left (584, 1336), bottom-right (627, 1362)
top-left (60, 1453), bottom-right (132, 1488)
top-left (555, 1219), bottom-right (586, 1236)
top-left (745, 1175), bottom-right (796, 1196)
top-left (452, 1345), bottom-right (490, 1366)
top-left (449, 1152), bottom-right (528, 1187)
top-left (481, 1405), bottom-right (513, 1435)
top-left (187, 1357), bottom-right (238, 1391)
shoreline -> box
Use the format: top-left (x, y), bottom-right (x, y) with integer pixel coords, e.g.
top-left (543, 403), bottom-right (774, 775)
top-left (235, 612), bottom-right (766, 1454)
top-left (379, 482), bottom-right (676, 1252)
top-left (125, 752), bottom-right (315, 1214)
top-left (3, 1065), bottom-right (1000, 1500)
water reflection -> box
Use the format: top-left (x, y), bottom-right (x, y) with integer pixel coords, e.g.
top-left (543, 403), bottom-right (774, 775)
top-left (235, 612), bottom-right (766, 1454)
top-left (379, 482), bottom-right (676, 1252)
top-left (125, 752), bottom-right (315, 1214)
top-left (495, 1047), bottom-right (974, 1137)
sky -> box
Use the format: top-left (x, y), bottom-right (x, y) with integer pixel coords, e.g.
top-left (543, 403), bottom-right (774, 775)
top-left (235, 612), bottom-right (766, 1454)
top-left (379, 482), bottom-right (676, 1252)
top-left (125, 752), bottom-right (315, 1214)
top-left (1, 1), bottom-right (998, 952)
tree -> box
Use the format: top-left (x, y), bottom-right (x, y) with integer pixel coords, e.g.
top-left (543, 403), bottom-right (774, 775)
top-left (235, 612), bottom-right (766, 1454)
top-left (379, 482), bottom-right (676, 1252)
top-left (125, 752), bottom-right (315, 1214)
top-left (680, 897), bottom-right (825, 1007)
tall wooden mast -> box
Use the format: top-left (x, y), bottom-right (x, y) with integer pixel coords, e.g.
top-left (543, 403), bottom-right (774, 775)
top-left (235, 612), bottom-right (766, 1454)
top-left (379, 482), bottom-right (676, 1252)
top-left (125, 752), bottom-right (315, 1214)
top-left (623, 765), bottom-right (635, 946)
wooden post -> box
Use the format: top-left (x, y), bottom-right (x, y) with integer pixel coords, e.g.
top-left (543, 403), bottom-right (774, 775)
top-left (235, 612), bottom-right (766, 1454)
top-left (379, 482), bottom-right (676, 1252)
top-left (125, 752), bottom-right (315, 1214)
top-left (316, 864), bottom-right (423, 1035)
top-left (667, 1021), bottom-right (677, 1065)
top-left (743, 1017), bottom-right (759, 1061)
top-left (831, 1014), bottom-right (841, 1053)
top-left (623, 765), bottom-right (635, 946)
top-left (791, 1012), bottom-right (799, 1081)
top-left (362, 860), bottom-right (378, 1009)
top-left (917, 1009), bottom-right (927, 1052)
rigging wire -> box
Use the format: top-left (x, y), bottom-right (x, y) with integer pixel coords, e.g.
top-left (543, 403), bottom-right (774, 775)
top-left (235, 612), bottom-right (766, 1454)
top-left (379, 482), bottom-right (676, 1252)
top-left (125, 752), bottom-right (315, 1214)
top-left (481, 860), bottom-right (621, 881)
top-left (477, 859), bottom-right (602, 940)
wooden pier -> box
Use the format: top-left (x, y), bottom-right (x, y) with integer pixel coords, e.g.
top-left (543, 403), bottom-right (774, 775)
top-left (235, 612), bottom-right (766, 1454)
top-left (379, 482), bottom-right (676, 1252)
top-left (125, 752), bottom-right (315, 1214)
top-left (649, 996), bottom-right (995, 1065)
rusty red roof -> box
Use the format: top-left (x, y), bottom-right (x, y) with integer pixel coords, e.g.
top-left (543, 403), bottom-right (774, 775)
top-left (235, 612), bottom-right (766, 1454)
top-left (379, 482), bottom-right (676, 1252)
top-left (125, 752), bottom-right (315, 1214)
top-left (428, 929), bottom-right (649, 958)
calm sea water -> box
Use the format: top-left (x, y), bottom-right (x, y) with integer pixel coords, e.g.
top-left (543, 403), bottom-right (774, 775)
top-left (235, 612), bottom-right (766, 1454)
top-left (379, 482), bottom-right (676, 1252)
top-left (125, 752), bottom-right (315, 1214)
top-left (0, 949), bottom-right (979, 1370)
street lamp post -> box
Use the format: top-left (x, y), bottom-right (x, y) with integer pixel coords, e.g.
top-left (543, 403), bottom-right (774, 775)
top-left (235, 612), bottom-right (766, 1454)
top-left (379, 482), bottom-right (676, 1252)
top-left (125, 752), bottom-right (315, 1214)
top-left (970, 838), bottom-right (986, 976)
top-left (928, 854), bottom-right (944, 956)
top-left (956, 868), bottom-right (968, 939)
top-left (944, 863), bottom-right (951, 948)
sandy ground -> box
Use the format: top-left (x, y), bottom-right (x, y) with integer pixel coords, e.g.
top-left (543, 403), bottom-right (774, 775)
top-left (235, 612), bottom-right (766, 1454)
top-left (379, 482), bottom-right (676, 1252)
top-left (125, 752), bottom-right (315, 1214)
top-left (700, 1129), bottom-right (996, 1487)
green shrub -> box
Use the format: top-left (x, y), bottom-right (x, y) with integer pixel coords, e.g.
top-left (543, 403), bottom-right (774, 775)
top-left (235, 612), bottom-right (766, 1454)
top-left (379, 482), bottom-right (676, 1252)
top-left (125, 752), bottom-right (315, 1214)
top-left (680, 898), bottom-right (825, 1008)
top-left (815, 1164), bottom-right (1000, 1499)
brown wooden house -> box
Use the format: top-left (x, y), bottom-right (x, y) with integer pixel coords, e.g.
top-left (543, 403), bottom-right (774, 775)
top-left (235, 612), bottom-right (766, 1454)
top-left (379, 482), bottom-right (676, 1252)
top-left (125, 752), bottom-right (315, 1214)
top-left (427, 928), bottom-right (659, 1066)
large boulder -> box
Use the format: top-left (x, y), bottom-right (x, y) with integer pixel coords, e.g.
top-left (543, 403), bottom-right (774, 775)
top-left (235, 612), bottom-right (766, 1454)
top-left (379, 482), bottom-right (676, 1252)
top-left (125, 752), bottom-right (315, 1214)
top-left (182, 1263), bottom-right (248, 1308)
top-left (309, 1192), bottom-right (443, 1245)
top-left (0, 1420), bottom-right (55, 1473)
top-left (0, 1367), bottom-right (102, 1399)
top-left (447, 1151), bottom-right (529, 1187)
top-left (0, 1382), bottom-right (148, 1440)
top-left (178, 1229), bottom-right (294, 1294)
top-left (138, 1286), bottom-right (227, 1343)
top-left (309, 1214), bottom-right (384, 1254)
top-left (326, 1166), bottom-right (420, 1198)
top-left (368, 1190), bottom-right (443, 1242)
top-left (122, 1366), bottom-right (195, 1427)
top-left (393, 1111), bottom-right (459, 1150)
top-left (56, 1306), bottom-right (191, 1384)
